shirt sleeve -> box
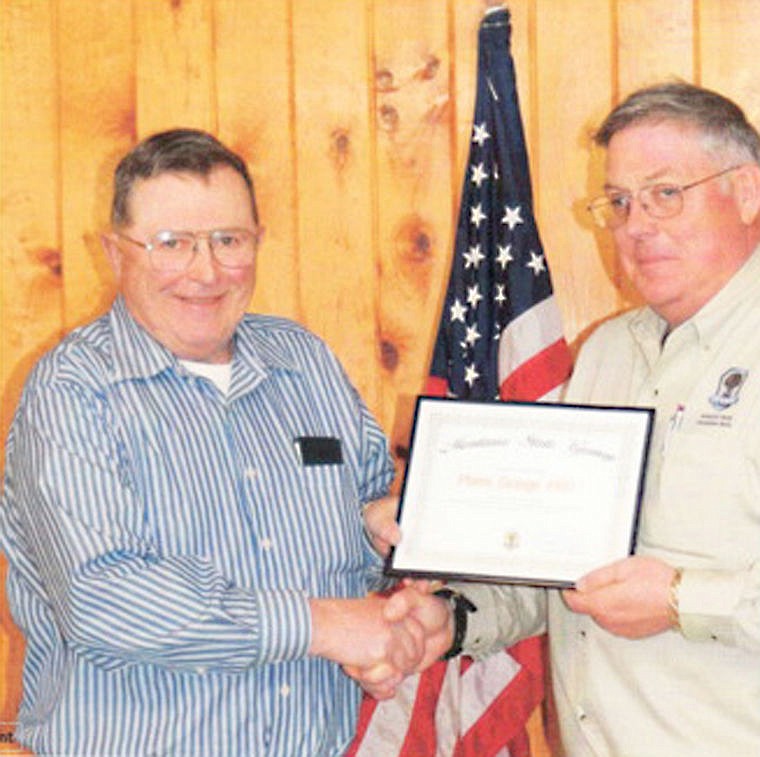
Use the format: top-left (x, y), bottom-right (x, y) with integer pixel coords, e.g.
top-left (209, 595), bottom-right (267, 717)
top-left (354, 394), bottom-right (396, 592)
top-left (678, 562), bottom-right (760, 651)
top-left (5, 381), bottom-right (312, 674)
top-left (451, 581), bottom-right (547, 659)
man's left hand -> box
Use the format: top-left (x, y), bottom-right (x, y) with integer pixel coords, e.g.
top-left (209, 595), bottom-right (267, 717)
top-left (563, 555), bottom-right (678, 638)
top-left (363, 495), bottom-right (401, 557)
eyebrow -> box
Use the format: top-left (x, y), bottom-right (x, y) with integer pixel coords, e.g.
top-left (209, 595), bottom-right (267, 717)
top-left (603, 167), bottom-right (676, 192)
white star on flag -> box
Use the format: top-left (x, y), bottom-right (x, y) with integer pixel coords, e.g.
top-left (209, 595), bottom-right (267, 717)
top-left (526, 250), bottom-right (546, 275)
top-left (470, 203), bottom-right (487, 228)
top-left (465, 323), bottom-right (482, 346)
top-left (466, 284), bottom-right (483, 308)
top-left (464, 363), bottom-right (480, 386)
top-left (470, 162), bottom-right (488, 187)
top-left (464, 244), bottom-right (486, 270)
top-left (502, 204), bottom-right (523, 230)
top-left (472, 122), bottom-right (490, 146)
top-left (449, 298), bottom-right (467, 323)
top-left (496, 244), bottom-right (514, 269)
top-left (494, 283), bottom-right (507, 306)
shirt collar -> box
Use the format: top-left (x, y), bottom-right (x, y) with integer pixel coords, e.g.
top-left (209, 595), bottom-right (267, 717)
top-left (108, 297), bottom-right (299, 384)
top-left (630, 244), bottom-right (760, 352)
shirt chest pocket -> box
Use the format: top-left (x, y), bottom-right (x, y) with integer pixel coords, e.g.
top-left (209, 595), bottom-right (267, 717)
top-left (248, 453), bottom-right (365, 584)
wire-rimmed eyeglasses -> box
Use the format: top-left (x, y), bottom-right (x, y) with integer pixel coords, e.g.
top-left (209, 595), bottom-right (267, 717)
top-left (587, 165), bottom-right (742, 229)
top-left (114, 228), bottom-right (259, 272)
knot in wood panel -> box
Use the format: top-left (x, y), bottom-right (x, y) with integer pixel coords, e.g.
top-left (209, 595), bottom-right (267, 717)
top-left (329, 128), bottom-right (351, 170)
top-left (34, 247), bottom-right (62, 278)
top-left (379, 339), bottom-right (399, 371)
top-left (375, 68), bottom-right (395, 92)
top-left (378, 103), bottom-right (400, 132)
top-left (395, 214), bottom-right (433, 264)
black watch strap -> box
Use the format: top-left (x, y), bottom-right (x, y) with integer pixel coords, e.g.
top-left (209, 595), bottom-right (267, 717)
top-left (434, 588), bottom-right (477, 660)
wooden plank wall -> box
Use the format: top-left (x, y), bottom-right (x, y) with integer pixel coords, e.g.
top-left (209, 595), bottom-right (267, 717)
top-left (1, 1), bottom-right (759, 753)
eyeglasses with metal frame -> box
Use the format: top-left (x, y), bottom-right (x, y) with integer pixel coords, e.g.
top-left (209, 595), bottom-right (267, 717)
top-left (114, 228), bottom-right (259, 272)
top-left (586, 165), bottom-right (743, 229)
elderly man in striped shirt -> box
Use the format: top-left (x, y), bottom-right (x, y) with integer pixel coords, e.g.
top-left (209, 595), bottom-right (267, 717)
top-left (0, 129), bottom-right (447, 757)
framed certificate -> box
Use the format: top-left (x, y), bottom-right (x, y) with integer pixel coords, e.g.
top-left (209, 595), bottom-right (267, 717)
top-left (386, 397), bottom-right (654, 588)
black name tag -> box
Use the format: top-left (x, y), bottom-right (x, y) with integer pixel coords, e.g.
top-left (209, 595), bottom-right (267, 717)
top-left (294, 436), bottom-right (343, 466)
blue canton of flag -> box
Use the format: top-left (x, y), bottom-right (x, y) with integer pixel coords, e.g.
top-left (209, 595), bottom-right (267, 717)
top-left (427, 7), bottom-right (570, 402)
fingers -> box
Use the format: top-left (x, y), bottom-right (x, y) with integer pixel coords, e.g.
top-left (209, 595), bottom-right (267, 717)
top-left (574, 559), bottom-right (625, 593)
top-left (386, 616), bottom-right (426, 674)
top-left (363, 496), bottom-right (401, 556)
top-left (384, 582), bottom-right (447, 623)
top-left (343, 662), bottom-right (404, 701)
top-left (384, 587), bottom-right (419, 623)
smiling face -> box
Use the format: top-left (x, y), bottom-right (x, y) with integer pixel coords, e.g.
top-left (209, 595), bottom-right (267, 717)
top-left (606, 120), bottom-right (754, 327)
top-left (103, 166), bottom-right (257, 363)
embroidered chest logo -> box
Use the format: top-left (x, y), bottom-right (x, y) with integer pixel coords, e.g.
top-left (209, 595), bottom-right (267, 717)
top-left (708, 367), bottom-right (748, 411)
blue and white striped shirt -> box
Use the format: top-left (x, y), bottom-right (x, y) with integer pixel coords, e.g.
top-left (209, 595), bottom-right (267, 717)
top-left (0, 297), bottom-right (394, 756)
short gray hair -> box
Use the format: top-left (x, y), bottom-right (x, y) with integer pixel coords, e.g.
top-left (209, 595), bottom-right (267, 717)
top-left (111, 128), bottom-right (259, 227)
top-left (594, 81), bottom-right (760, 166)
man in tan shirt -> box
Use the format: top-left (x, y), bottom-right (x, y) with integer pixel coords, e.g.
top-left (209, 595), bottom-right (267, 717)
top-left (359, 82), bottom-right (760, 756)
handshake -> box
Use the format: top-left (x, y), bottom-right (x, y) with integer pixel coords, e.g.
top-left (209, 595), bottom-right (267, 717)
top-left (308, 496), bottom-right (456, 700)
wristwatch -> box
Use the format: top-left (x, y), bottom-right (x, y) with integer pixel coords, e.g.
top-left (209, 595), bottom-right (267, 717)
top-left (434, 588), bottom-right (477, 660)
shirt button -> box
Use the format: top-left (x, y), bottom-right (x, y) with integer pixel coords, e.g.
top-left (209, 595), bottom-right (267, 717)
top-left (245, 468), bottom-right (258, 481)
top-left (280, 683), bottom-right (291, 697)
top-left (195, 666), bottom-right (207, 675)
top-left (261, 537), bottom-right (273, 551)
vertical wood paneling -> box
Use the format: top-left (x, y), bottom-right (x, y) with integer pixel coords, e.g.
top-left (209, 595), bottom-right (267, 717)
top-left (214, 0), bottom-right (300, 320)
top-left (372, 0), bottom-right (453, 464)
top-left (135, 0), bottom-right (216, 136)
top-left (617, 0), bottom-right (694, 94)
top-left (58, 0), bottom-right (135, 330)
top-left (534, 0), bottom-right (618, 347)
top-left (0, 0), bottom-right (61, 738)
top-left (698, 0), bottom-right (760, 128)
top-left (0, 1), bottom-right (62, 444)
top-left (3, 1), bottom-right (760, 752)
top-left (290, 1), bottom-right (379, 407)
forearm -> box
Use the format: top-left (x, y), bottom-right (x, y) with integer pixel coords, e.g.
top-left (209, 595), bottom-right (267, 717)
top-left (61, 550), bottom-right (312, 671)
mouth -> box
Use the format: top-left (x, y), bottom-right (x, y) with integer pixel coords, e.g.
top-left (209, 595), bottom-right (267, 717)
top-left (175, 294), bottom-right (225, 307)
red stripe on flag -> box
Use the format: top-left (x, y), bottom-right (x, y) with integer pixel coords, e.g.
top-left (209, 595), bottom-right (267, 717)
top-left (396, 663), bottom-right (449, 757)
top-left (453, 642), bottom-right (545, 757)
top-left (499, 340), bottom-right (573, 402)
top-left (424, 375), bottom-right (449, 396)
top-left (345, 697), bottom-right (378, 757)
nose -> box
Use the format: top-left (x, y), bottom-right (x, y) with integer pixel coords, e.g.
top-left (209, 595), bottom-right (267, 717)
top-left (185, 236), bottom-right (221, 282)
top-left (620, 194), bottom-right (658, 237)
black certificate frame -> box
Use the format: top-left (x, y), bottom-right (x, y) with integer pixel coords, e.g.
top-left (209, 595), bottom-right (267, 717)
top-left (385, 396), bottom-right (654, 588)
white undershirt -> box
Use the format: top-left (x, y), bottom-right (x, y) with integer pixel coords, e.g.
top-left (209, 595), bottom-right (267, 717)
top-left (180, 359), bottom-right (232, 396)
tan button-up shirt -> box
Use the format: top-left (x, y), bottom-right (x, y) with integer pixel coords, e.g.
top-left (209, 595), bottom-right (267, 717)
top-left (459, 249), bottom-right (760, 756)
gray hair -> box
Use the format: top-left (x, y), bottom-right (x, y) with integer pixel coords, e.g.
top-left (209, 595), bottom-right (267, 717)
top-left (111, 128), bottom-right (259, 227)
top-left (594, 81), bottom-right (760, 166)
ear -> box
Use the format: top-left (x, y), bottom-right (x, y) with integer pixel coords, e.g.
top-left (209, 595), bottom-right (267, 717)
top-left (732, 163), bottom-right (760, 225)
top-left (101, 232), bottom-right (124, 281)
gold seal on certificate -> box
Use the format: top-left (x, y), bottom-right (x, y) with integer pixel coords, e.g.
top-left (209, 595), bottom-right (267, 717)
top-left (386, 397), bottom-right (654, 588)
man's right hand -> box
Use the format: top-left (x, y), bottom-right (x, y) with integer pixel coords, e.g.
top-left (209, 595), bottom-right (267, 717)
top-left (309, 593), bottom-right (428, 676)
top-left (342, 583), bottom-right (454, 699)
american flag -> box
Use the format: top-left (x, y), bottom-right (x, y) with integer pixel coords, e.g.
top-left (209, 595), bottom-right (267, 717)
top-left (348, 6), bottom-right (570, 757)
